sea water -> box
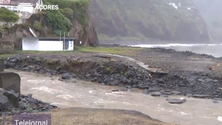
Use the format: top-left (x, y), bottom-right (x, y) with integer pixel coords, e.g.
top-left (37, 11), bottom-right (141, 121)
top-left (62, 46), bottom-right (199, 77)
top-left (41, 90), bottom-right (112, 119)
top-left (130, 43), bottom-right (222, 58)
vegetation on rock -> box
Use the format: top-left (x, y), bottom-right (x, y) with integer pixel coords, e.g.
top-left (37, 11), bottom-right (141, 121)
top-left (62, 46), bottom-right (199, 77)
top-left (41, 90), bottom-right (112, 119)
top-left (45, 10), bottom-right (72, 33)
top-left (44, 0), bottom-right (90, 27)
top-left (33, 21), bottom-right (42, 31)
top-left (0, 8), bottom-right (19, 24)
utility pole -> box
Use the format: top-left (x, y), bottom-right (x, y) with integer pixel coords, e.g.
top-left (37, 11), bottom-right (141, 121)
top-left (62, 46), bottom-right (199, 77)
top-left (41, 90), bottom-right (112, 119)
top-left (64, 32), bottom-right (65, 50)
top-left (59, 30), bottom-right (61, 41)
top-left (68, 32), bottom-right (70, 50)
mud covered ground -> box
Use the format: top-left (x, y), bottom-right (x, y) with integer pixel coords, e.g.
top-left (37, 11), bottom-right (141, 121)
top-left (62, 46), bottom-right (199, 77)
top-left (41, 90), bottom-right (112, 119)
top-left (2, 47), bottom-right (222, 99)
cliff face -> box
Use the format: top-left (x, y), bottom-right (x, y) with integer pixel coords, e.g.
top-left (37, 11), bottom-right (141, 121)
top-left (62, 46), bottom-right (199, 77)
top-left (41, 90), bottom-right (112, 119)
top-left (192, 0), bottom-right (222, 42)
top-left (89, 0), bottom-right (210, 43)
top-left (69, 9), bottom-right (99, 46)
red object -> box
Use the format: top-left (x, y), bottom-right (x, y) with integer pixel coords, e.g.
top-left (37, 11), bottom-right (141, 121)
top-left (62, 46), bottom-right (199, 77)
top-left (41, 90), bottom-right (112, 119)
top-left (2, 0), bottom-right (10, 4)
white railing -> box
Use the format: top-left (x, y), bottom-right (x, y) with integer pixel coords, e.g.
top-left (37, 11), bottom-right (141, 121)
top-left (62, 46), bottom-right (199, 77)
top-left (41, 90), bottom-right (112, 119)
top-left (29, 27), bottom-right (37, 37)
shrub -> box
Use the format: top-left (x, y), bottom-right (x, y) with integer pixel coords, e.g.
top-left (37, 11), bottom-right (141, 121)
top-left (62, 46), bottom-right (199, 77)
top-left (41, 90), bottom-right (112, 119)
top-left (33, 21), bottom-right (42, 31)
top-left (45, 10), bottom-right (72, 32)
top-left (59, 8), bottom-right (74, 20)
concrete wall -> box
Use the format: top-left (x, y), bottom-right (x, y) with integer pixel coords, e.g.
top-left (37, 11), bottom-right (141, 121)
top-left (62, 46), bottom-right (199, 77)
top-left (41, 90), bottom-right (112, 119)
top-left (22, 37), bottom-right (39, 50)
top-left (39, 41), bottom-right (63, 51)
top-left (0, 59), bottom-right (3, 72)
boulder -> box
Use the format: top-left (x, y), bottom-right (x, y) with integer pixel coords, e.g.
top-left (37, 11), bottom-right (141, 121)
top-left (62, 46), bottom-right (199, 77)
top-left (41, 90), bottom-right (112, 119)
top-left (61, 73), bottom-right (71, 79)
top-left (192, 94), bottom-right (210, 98)
top-left (0, 89), bottom-right (11, 111)
top-left (4, 90), bottom-right (19, 108)
top-left (150, 92), bottom-right (161, 96)
top-left (166, 98), bottom-right (186, 104)
top-left (0, 72), bottom-right (21, 93)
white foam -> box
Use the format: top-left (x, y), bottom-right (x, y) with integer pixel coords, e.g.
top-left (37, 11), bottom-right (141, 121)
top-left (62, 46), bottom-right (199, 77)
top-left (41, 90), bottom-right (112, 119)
top-left (218, 116), bottom-right (222, 122)
top-left (31, 86), bottom-right (54, 93)
top-left (180, 112), bottom-right (189, 115)
top-left (56, 94), bottom-right (74, 100)
top-left (129, 43), bottom-right (222, 48)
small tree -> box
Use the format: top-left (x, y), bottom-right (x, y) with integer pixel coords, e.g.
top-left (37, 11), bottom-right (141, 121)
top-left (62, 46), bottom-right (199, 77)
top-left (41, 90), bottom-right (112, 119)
top-left (0, 8), bottom-right (19, 24)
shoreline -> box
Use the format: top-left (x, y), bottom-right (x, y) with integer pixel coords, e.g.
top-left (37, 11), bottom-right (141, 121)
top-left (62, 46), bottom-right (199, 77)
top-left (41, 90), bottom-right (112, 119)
top-left (1, 46), bottom-right (222, 118)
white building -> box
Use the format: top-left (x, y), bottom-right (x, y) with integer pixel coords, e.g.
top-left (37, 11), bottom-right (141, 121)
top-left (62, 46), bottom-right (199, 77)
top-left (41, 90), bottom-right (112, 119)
top-left (0, 0), bottom-right (43, 18)
top-left (22, 37), bottom-right (75, 51)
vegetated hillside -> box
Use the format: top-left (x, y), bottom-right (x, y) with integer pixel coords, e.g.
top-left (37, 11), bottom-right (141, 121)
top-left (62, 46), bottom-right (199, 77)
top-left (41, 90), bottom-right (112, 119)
top-left (1, 0), bottom-right (99, 47)
top-left (192, 0), bottom-right (222, 42)
top-left (89, 0), bottom-right (210, 43)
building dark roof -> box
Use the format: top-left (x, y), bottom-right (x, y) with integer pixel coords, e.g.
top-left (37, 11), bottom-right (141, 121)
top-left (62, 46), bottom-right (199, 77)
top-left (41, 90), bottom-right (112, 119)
top-left (22, 37), bottom-right (75, 41)
top-left (10, 0), bottom-right (39, 5)
top-left (38, 37), bottom-right (75, 40)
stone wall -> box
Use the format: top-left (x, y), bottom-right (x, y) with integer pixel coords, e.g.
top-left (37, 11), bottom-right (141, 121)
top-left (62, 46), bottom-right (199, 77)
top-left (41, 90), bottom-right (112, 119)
top-left (0, 40), bottom-right (14, 54)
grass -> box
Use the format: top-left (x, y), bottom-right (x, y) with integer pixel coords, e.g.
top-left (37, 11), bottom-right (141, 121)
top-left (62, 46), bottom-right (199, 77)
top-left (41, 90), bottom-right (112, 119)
top-left (76, 46), bottom-right (142, 56)
top-left (0, 54), bottom-right (15, 58)
top-left (0, 46), bottom-right (144, 58)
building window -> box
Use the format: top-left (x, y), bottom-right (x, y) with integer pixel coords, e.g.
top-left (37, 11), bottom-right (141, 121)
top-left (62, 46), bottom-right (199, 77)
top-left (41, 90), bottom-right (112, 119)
top-left (13, 6), bottom-right (17, 12)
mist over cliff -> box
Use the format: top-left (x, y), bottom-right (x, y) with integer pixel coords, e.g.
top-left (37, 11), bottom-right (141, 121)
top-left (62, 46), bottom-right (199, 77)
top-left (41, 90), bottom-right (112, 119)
top-left (89, 0), bottom-right (210, 43)
top-left (192, 0), bottom-right (222, 42)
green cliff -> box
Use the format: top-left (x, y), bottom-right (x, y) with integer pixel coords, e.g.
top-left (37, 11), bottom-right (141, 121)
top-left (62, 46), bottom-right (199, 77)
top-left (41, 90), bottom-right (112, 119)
top-left (89, 0), bottom-right (210, 43)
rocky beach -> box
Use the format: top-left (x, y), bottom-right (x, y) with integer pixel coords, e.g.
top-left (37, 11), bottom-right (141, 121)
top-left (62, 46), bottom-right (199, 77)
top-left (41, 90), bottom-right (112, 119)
top-left (0, 46), bottom-right (222, 125)
top-left (3, 47), bottom-right (222, 99)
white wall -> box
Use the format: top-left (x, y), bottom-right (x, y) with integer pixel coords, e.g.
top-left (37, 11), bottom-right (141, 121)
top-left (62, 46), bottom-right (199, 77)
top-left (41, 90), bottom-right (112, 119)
top-left (39, 41), bottom-right (63, 51)
top-left (22, 38), bottom-right (39, 50)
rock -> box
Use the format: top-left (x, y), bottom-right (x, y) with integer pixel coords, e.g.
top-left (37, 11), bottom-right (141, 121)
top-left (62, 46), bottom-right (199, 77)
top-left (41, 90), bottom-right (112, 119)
top-left (9, 58), bottom-right (18, 63)
top-left (192, 94), bottom-right (210, 98)
top-left (0, 93), bottom-right (10, 111)
top-left (160, 95), bottom-right (168, 98)
top-left (8, 62), bottom-right (16, 68)
top-left (56, 66), bottom-right (62, 71)
top-left (213, 100), bottom-right (219, 104)
top-left (3, 91), bottom-right (19, 108)
top-left (150, 92), bottom-right (161, 96)
top-left (86, 74), bottom-right (91, 78)
top-left (197, 79), bottom-right (205, 82)
top-left (18, 101), bottom-right (28, 110)
top-left (142, 89), bottom-right (149, 94)
top-left (160, 90), bottom-right (173, 95)
top-left (137, 84), bottom-right (149, 89)
top-left (186, 94), bottom-right (193, 97)
top-left (148, 88), bottom-right (160, 93)
top-left (172, 91), bottom-right (182, 95)
top-left (27, 94), bottom-right (32, 98)
top-left (120, 88), bottom-right (128, 91)
top-left (112, 89), bottom-right (120, 92)
top-left (61, 73), bottom-right (71, 79)
top-left (166, 98), bottom-right (186, 104)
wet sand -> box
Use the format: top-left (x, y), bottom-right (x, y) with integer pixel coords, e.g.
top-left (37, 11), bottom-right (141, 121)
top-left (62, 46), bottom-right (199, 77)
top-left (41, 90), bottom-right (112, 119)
top-left (9, 69), bottom-right (222, 125)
